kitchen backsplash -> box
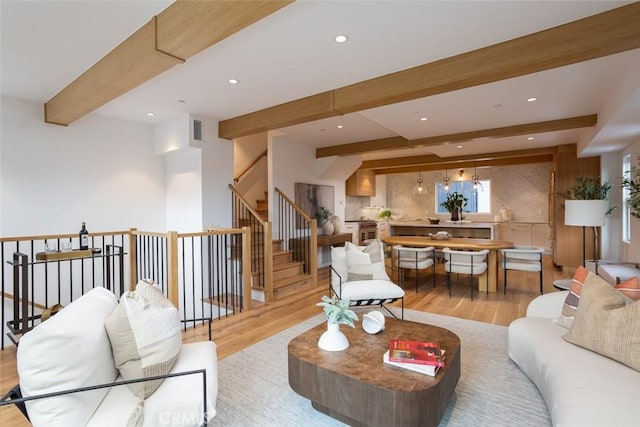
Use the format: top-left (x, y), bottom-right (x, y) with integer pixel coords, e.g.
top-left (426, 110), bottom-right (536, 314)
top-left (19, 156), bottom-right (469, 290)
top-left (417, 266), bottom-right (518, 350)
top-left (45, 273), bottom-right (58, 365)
top-left (349, 162), bottom-right (552, 222)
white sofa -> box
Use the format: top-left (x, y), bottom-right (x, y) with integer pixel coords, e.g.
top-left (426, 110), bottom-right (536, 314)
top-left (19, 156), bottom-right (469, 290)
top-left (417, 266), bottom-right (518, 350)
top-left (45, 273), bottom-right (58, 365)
top-left (7, 287), bottom-right (218, 426)
top-left (508, 291), bottom-right (640, 427)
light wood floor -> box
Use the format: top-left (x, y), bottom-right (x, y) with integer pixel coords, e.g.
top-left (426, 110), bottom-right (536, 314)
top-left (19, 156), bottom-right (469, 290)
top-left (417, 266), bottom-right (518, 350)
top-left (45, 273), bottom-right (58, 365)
top-left (0, 256), bottom-right (570, 425)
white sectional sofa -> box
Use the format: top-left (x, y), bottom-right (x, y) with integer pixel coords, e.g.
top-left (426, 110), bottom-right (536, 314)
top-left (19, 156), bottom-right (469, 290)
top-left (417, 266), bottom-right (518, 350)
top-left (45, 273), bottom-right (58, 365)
top-left (508, 291), bottom-right (640, 427)
top-left (4, 287), bottom-right (218, 426)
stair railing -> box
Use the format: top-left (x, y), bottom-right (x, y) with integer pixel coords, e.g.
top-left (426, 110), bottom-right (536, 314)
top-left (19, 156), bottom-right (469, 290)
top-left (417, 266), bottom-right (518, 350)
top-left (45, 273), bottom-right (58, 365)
top-left (229, 184), bottom-right (274, 302)
top-left (274, 188), bottom-right (318, 286)
top-left (233, 149), bottom-right (268, 184)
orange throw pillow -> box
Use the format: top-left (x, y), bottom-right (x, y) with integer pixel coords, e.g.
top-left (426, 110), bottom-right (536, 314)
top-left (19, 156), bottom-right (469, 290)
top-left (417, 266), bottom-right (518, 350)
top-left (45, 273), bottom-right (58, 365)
top-left (615, 277), bottom-right (640, 301)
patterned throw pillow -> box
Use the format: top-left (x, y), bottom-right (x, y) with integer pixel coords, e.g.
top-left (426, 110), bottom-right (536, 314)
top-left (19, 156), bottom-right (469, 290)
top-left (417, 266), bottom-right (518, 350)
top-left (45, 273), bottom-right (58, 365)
top-left (557, 266), bottom-right (589, 328)
top-left (104, 279), bottom-right (182, 399)
top-left (563, 272), bottom-right (640, 372)
top-left (615, 277), bottom-right (640, 301)
top-left (345, 240), bottom-right (390, 282)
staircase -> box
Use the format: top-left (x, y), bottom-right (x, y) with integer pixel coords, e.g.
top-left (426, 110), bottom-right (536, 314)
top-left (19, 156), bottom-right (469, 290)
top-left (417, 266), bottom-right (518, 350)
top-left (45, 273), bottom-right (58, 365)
top-left (250, 192), bottom-right (315, 300)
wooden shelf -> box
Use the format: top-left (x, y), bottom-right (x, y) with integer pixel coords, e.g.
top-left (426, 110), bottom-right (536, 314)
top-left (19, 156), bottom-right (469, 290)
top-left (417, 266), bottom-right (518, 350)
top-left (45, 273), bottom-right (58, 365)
top-left (35, 249), bottom-right (97, 261)
top-left (317, 233), bottom-right (352, 247)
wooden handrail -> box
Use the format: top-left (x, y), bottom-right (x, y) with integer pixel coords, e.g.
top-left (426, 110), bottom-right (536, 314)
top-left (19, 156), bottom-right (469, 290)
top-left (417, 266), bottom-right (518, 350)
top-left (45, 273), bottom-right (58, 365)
top-left (274, 187), bottom-right (314, 222)
top-left (228, 184), bottom-right (267, 225)
top-left (0, 230), bottom-right (132, 242)
top-left (234, 149), bottom-right (267, 183)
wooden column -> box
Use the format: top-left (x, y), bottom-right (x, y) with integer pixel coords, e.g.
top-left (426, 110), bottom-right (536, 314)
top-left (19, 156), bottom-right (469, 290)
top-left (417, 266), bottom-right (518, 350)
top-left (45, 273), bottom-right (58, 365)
top-left (128, 228), bottom-right (138, 291)
top-left (167, 231), bottom-right (179, 308)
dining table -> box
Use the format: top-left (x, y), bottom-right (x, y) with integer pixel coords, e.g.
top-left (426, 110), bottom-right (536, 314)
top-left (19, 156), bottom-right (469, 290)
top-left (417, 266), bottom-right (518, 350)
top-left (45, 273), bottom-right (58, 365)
top-left (383, 236), bottom-right (514, 292)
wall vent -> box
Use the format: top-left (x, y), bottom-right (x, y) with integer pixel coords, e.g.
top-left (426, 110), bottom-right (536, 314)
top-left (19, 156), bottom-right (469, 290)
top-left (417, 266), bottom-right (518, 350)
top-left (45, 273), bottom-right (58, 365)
top-left (193, 119), bottom-right (203, 142)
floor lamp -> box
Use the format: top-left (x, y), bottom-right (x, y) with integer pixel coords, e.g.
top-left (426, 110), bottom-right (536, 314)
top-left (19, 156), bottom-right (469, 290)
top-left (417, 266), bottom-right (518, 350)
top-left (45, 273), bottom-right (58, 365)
top-left (564, 200), bottom-right (607, 267)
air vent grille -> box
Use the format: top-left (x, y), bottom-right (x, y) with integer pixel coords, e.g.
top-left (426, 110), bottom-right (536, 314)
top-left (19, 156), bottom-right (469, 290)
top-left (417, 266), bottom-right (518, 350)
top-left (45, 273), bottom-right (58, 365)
top-left (193, 119), bottom-right (203, 141)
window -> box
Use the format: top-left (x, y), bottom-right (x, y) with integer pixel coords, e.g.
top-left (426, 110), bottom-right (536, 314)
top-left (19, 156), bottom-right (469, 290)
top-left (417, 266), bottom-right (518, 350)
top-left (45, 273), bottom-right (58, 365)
top-left (623, 154), bottom-right (631, 243)
top-left (436, 180), bottom-right (491, 213)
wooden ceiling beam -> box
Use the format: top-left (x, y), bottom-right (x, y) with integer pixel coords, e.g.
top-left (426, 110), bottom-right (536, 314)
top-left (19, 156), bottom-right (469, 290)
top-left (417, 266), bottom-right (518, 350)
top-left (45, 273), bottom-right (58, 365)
top-left (220, 2), bottom-right (640, 139)
top-left (409, 115), bottom-right (597, 148)
top-left (316, 115), bottom-right (596, 158)
top-left (45, 0), bottom-right (293, 126)
top-left (360, 147), bottom-right (558, 170)
top-left (315, 136), bottom-right (409, 158)
top-left (373, 154), bottom-right (554, 175)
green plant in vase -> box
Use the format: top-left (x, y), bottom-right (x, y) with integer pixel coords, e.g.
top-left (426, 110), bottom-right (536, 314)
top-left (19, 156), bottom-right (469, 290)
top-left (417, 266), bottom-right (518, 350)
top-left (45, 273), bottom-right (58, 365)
top-left (316, 206), bottom-right (332, 226)
top-left (440, 192), bottom-right (468, 221)
top-left (316, 295), bottom-right (358, 327)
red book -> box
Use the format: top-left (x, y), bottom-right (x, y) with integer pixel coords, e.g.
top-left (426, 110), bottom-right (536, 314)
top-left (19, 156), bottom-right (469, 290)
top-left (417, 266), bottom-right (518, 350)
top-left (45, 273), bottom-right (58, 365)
top-left (388, 339), bottom-right (445, 367)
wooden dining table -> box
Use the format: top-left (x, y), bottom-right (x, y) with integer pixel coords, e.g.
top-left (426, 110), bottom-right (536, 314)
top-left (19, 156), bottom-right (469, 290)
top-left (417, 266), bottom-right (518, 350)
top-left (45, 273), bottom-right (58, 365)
top-left (383, 236), bottom-right (514, 292)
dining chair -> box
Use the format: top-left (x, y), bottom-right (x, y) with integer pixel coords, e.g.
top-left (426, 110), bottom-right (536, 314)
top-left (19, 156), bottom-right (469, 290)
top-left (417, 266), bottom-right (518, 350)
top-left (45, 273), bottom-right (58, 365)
top-left (500, 245), bottom-right (544, 295)
top-left (393, 245), bottom-right (436, 292)
top-left (442, 248), bottom-right (489, 300)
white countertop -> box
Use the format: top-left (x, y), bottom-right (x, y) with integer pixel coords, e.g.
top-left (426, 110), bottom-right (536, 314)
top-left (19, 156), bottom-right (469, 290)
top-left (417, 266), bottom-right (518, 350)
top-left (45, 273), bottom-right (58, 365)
top-left (389, 221), bottom-right (496, 228)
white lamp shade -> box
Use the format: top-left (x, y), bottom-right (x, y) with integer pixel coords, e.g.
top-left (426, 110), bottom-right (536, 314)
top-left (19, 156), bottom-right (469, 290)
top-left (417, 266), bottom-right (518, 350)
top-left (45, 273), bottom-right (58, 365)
top-left (564, 200), bottom-right (607, 227)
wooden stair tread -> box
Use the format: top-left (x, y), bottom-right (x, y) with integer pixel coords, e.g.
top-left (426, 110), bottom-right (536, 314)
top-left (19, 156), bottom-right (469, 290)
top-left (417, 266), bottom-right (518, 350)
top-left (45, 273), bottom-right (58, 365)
top-left (273, 261), bottom-right (304, 271)
top-left (274, 273), bottom-right (313, 288)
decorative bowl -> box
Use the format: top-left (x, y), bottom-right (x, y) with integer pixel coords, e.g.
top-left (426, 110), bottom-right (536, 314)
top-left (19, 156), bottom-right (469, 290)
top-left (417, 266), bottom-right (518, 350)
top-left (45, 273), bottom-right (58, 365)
top-left (428, 232), bottom-right (451, 240)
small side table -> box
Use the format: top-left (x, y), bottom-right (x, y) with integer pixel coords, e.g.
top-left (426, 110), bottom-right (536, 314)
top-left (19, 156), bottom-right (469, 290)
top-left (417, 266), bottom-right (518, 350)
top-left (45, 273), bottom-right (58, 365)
top-left (553, 279), bottom-right (572, 291)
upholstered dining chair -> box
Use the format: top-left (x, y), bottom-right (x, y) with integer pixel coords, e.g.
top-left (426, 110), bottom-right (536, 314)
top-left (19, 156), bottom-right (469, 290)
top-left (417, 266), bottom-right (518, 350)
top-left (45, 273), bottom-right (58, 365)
top-left (442, 248), bottom-right (489, 300)
top-left (393, 245), bottom-right (436, 292)
top-left (500, 245), bottom-right (544, 295)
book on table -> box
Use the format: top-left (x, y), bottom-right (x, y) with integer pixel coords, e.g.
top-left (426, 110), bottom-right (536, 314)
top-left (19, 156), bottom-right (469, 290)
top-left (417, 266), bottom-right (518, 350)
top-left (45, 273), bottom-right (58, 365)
top-left (383, 349), bottom-right (442, 376)
top-left (388, 339), bottom-right (445, 367)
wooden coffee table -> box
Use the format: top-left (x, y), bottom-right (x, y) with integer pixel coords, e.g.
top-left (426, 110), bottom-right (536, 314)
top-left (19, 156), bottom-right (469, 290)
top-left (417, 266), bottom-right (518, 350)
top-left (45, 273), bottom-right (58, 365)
top-left (288, 317), bottom-right (461, 427)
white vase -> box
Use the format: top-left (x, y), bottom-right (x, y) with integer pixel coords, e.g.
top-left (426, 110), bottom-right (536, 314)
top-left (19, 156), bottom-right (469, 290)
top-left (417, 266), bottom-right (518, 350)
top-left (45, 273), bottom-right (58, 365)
top-left (322, 221), bottom-right (335, 235)
top-left (318, 322), bottom-right (349, 351)
top-left (330, 215), bottom-right (342, 234)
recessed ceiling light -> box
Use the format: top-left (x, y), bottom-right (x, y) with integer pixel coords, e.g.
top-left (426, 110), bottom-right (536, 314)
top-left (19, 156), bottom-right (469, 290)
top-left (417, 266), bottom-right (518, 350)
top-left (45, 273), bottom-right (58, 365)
top-left (420, 117), bottom-right (428, 121)
top-left (526, 97), bottom-right (537, 102)
top-left (228, 79), bottom-right (239, 84)
top-left (337, 125), bottom-right (344, 129)
top-left (334, 34), bottom-right (348, 43)
top-left (457, 145), bottom-right (463, 149)
top-left (528, 137), bottom-right (535, 140)
top-left (146, 112), bottom-right (155, 117)
top-left (177, 100), bottom-right (186, 104)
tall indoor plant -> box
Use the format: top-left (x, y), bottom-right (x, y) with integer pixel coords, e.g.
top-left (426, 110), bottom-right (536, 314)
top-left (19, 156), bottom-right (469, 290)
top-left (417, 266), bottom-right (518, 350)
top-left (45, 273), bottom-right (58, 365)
top-left (440, 192), bottom-right (468, 221)
top-left (558, 176), bottom-right (614, 264)
top-left (622, 167), bottom-right (640, 219)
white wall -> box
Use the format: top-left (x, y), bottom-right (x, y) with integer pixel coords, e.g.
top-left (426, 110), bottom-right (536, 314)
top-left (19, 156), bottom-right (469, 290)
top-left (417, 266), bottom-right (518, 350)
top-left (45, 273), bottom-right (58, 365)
top-left (201, 136), bottom-right (233, 228)
top-left (620, 140), bottom-right (640, 262)
top-left (600, 152), bottom-right (623, 261)
top-left (0, 96), bottom-right (166, 236)
top-left (165, 149), bottom-right (202, 232)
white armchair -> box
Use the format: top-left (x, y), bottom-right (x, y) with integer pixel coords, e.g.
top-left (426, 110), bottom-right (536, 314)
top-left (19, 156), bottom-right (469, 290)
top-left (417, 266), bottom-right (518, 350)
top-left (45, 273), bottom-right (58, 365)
top-left (331, 240), bottom-right (405, 319)
top-left (442, 248), bottom-right (489, 300)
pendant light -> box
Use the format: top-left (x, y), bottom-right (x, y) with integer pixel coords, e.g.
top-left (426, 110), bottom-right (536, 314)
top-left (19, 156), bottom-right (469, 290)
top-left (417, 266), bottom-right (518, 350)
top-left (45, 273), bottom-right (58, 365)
top-left (413, 170), bottom-right (427, 196)
top-left (443, 164), bottom-right (450, 190)
top-left (472, 163), bottom-right (483, 191)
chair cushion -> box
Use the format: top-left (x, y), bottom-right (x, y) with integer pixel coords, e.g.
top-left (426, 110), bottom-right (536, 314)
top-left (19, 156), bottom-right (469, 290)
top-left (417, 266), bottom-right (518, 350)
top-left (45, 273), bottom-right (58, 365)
top-left (105, 279), bottom-right (182, 399)
top-left (598, 264), bottom-right (640, 286)
top-left (397, 258), bottom-right (435, 269)
top-left (340, 279), bottom-right (405, 302)
top-left (504, 259), bottom-right (542, 272)
top-left (87, 341), bottom-right (218, 427)
top-left (17, 287), bottom-right (119, 426)
top-left (444, 262), bottom-right (487, 275)
top-left (563, 273), bottom-right (640, 372)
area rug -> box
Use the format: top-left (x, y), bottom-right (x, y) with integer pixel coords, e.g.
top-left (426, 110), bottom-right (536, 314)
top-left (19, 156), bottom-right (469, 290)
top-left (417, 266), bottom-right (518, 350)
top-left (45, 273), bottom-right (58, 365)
top-left (211, 309), bottom-right (551, 426)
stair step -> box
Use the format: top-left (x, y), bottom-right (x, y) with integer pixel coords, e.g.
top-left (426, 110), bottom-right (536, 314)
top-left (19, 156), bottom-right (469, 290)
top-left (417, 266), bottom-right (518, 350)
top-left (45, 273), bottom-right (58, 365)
top-left (273, 261), bottom-right (304, 281)
top-left (273, 274), bottom-right (314, 299)
top-left (272, 250), bottom-right (293, 266)
top-left (256, 200), bottom-right (268, 210)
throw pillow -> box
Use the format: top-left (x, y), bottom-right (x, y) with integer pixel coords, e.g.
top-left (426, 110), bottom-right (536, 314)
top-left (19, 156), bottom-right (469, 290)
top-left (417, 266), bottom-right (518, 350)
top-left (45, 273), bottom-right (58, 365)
top-left (345, 240), bottom-right (390, 282)
top-left (615, 277), bottom-right (640, 301)
top-left (104, 279), bottom-right (182, 399)
top-left (557, 266), bottom-right (589, 328)
top-left (563, 272), bottom-right (640, 372)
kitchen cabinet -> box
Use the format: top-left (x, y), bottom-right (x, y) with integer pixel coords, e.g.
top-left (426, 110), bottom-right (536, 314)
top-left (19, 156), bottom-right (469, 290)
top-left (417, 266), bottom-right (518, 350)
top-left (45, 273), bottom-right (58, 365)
top-left (343, 222), bottom-right (359, 246)
top-left (377, 221), bottom-right (389, 240)
top-left (494, 222), bottom-right (551, 252)
top-left (346, 170), bottom-right (376, 196)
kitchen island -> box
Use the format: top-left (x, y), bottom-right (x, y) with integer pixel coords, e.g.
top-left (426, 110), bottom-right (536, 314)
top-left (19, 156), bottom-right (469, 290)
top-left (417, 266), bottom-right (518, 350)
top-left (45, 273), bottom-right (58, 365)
top-left (389, 221), bottom-right (496, 239)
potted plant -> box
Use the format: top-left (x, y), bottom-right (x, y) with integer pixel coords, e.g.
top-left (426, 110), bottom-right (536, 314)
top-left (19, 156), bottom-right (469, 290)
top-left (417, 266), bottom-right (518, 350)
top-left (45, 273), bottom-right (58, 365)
top-left (316, 295), bottom-right (358, 351)
top-left (558, 176), bottom-right (615, 264)
top-left (440, 192), bottom-right (468, 221)
top-left (316, 206), bottom-right (334, 234)
top-left (622, 167), bottom-right (640, 219)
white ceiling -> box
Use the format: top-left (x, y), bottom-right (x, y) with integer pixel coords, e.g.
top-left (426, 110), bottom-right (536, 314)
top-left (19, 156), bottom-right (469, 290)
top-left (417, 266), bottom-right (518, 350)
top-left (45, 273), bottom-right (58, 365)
top-left (2, 0), bottom-right (640, 162)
